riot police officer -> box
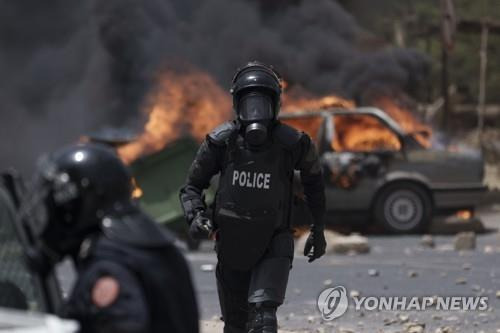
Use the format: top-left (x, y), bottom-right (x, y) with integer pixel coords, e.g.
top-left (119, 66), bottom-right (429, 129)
top-left (180, 61), bottom-right (326, 333)
top-left (20, 143), bottom-right (199, 333)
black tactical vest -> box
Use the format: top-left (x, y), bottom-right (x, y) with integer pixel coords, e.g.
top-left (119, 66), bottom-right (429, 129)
top-left (67, 215), bottom-right (199, 333)
top-left (99, 239), bottom-right (198, 333)
top-left (214, 123), bottom-right (300, 271)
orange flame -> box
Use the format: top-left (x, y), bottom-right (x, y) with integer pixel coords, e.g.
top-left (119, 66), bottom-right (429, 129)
top-left (333, 114), bottom-right (402, 151)
top-left (280, 93), bottom-right (355, 142)
top-left (372, 96), bottom-right (431, 148)
top-left (118, 70), bottom-right (231, 163)
top-left (281, 93), bottom-right (432, 152)
top-left (456, 209), bottom-right (472, 220)
top-left (131, 177), bottom-right (143, 199)
top-left (282, 94), bottom-right (355, 112)
top-left (282, 116), bottom-right (324, 142)
top-left (117, 68), bottom-right (432, 164)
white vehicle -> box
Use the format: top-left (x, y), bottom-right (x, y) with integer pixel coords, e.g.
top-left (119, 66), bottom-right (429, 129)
top-left (0, 308), bottom-right (77, 333)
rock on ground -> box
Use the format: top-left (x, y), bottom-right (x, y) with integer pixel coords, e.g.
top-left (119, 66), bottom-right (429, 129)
top-left (420, 235), bottom-right (435, 248)
top-left (453, 232), bottom-right (476, 250)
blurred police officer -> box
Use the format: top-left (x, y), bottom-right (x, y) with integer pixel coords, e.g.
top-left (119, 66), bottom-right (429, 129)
top-left (20, 143), bottom-right (199, 333)
top-left (180, 61), bottom-right (326, 333)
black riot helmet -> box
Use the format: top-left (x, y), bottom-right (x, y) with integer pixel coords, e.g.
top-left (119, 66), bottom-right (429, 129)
top-left (231, 61), bottom-right (282, 146)
top-left (20, 143), bottom-right (133, 264)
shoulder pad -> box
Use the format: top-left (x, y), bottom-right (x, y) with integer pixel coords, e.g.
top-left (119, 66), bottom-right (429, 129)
top-left (273, 122), bottom-right (304, 149)
top-left (101, 212), bottom-right (175, 249)
top-left (207, 121), bottom-right (238, 146)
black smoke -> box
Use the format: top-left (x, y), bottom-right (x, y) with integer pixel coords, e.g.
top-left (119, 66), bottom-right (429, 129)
top-left (0, 0), bottom-right (429, 174)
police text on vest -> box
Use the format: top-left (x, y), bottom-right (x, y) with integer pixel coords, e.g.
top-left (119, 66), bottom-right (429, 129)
top-left (232, 170), bottom-right (271, 189)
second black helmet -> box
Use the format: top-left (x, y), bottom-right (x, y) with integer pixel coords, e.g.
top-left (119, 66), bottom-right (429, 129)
top-left (21, 143), bottom-right (133, 260)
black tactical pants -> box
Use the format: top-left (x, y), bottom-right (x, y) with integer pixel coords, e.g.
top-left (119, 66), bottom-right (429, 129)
top-left (215, 230), bottom-right (294, 332)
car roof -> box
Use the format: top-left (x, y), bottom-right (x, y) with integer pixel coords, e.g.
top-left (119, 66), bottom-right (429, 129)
top-left (279, 106), bottom-right (405, 137)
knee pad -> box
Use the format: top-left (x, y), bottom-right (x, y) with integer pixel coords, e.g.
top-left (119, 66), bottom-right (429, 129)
top-left (247, 302), bottom-right (277, 333)
top-left (248, 257), bottom-right (290, 305)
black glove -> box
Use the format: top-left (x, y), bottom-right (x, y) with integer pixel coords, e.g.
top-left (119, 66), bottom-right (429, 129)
top-left (189, 211), bottom-right (213, 240)
top-left (303, 225), bottom-right (326, 262)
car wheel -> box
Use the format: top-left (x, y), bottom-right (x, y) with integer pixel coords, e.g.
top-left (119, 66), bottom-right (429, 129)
top-left (374, 183), bottom-right (432, 234)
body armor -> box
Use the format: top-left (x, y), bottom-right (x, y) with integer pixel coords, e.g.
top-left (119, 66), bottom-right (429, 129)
top-left (213, 122), bottom-right (300, 271)
top-left (67, 225), bottom-right (199, 333)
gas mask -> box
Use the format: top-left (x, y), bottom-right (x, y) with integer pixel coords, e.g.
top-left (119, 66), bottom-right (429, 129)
top-left (237, 91), bottom-right (274, 147)
top-left (18, 156), bottom-right (81, 273)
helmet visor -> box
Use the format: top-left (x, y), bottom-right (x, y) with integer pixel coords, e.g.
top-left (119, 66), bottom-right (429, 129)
top-left (237, 92), bottom-right (274, 122)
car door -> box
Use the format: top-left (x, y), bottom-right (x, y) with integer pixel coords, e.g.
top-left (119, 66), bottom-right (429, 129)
top-left (322, 112), bottom-right (405, 211)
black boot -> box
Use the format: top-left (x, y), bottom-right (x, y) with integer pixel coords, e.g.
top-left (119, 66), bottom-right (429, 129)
top-left (247, 303), bottom-right (277, 333)
top-left (224, 323), bottom-right (246, 333)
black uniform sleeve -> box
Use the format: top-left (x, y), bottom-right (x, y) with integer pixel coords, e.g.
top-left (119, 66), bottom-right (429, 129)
top-left (294, 135), bottom-right (326, 227)
top-left (65, 261), bottom-right (150, 333)
top-left (179, 139), bottom-right (224, 224)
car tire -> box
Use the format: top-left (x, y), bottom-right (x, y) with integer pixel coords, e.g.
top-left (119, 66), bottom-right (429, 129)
top-left (374, 182), bottom-right (432, 234)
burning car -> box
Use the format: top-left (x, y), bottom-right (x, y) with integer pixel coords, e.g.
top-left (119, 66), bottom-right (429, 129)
top-left (280, 107), bottom-right (487, 233)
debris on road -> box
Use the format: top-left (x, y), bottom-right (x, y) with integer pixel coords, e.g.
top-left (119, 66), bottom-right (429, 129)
top-left (405, 322), bottom-right (425, 333)
top-left (383, 317), bottom-right (398, 325)
top-left (435, 326), bottom-right (455, 333)
top-left (454, 232), bottom-right (476, 250)
top-left (338, 328), bottom-right (355, 333)
top-left (420, 234), bottom-right (435, 248)
top-left (327, 232), bottom-right (370, 255)
top-left (471, 284), bottom-right (481, 292)
top-left (484, 245), bottom-right (500, 254)
top-left (407, 270), bottom-right (418, 278)
top-left (398, 314), bottom-right (410, 323)
top-left (436, 244), bottom-right (454, 251)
